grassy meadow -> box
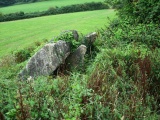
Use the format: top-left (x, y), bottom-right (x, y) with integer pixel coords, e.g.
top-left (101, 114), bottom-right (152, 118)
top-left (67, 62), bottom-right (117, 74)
top-left (0, 9), bottom-right (116, 58)
top-left (0, 0), bottom-right (104, 14)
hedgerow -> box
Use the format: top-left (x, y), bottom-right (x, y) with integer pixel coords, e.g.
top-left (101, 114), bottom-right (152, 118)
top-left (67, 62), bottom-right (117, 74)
top-left (0, 2), bottom-right (109, 22)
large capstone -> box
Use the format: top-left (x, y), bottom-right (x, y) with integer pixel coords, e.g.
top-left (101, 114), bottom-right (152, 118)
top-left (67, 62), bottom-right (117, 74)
top-left (19, 40), bottom-right (70, 79)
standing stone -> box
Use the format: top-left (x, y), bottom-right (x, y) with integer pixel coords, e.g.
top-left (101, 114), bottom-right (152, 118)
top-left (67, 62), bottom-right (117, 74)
top-left (84, 32), bottom-right (98, 45)
top-left (71, 30), bottom-right (79, 41)
top-left (19, 40), bottom-right (70, 79)
top-left (66, 45), bottom-right (87, 70)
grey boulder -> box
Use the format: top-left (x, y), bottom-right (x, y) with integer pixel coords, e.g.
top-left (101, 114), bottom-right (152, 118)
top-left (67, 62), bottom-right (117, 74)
top-left (85, 32), bottom-right (98, 45)
top-left (19, 40), bottom-right (70, 79)
top-left (66, 45), bottom-right (87, 70)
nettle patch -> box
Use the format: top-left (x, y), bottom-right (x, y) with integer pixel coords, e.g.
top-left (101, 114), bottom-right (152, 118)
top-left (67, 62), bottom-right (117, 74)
top-left (54, 31), bottom-right (80, 51)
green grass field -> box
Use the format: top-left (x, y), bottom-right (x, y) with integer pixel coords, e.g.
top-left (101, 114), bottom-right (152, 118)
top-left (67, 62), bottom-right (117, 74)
top-left (0, 9), bottom-right (116, 58)
top-left (0, 0), bottom-right (104, 14)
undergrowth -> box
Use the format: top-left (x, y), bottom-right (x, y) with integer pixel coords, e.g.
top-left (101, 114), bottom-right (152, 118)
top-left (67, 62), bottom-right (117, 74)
top-left (0, 10), bottom-right (160, 120)
top-left (86, 43), bottom-right (159, 119)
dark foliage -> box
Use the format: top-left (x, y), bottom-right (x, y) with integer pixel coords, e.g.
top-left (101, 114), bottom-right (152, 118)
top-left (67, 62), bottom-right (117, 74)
top-left (0, 0), bottom-right (47, 6)
top-left (14, 49), bottom-right (31, 63)
top-left (105, 0), bottom-right (160, 24)
top-left (0, 0), bottom-right (15, 6)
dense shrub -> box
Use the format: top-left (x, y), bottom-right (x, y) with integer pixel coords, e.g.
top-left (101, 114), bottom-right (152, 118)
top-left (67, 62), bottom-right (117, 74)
top-left (119, 0), bottom-right (160, 24)
top-left (95, 19), bottom-right (160, 118)
top-left (0, 11), bottom-right (25, 21)
top-left (14, 49), bottom-right (31, 63)
top-left (0, 2), bottom-right (109, 22)
top-left (47, 7), bottom-right (57, 14)
top-left (0, 73), bottom-right (87, 119)
top-left (59, 2), bottom-right (108, 13)
top-left (105, 0), bottom-right (160, 24)
top-left (85, 43), bottom-right (159, 119)
top-left (97, 19), bottom-right (160, 49)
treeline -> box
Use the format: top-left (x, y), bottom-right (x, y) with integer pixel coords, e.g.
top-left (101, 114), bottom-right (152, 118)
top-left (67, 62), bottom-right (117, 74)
top-left (0, 0), bottom-right (46, 6)
top-left (0, 2), bottom-right (109, 22)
